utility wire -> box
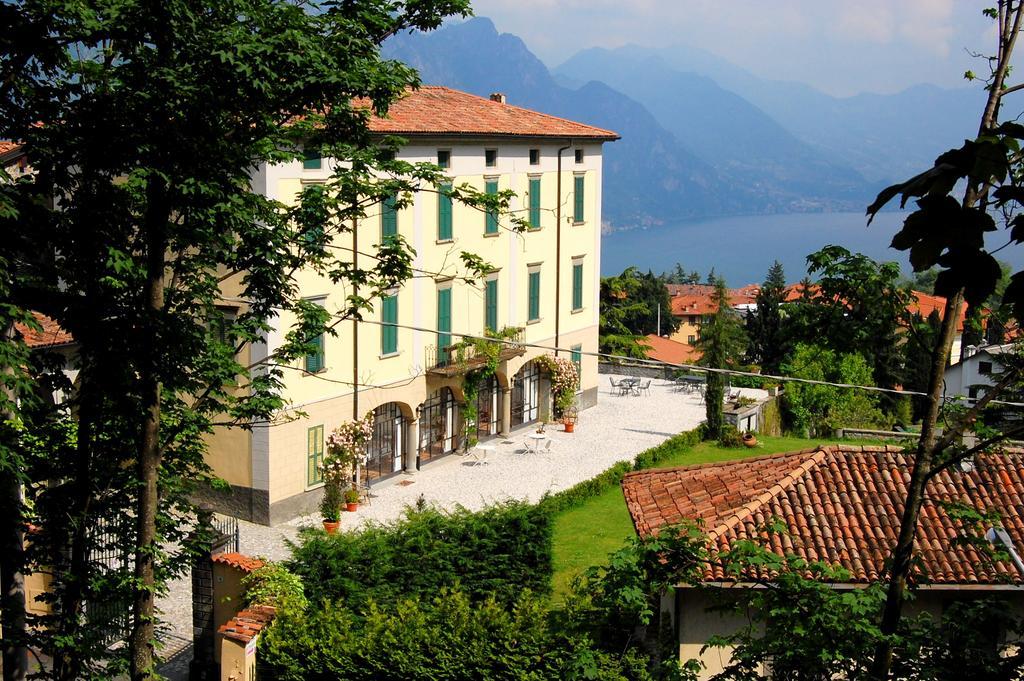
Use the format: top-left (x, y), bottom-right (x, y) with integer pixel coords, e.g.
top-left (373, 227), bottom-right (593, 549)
top-left (344, 317), bottom-right (1024, 409)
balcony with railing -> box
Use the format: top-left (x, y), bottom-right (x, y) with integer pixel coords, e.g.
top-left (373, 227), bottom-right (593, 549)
top-left (425, 329), bottom-right (526, 377)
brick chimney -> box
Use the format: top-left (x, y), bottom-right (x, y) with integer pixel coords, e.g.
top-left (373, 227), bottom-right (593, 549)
top-left (489, 93), bottom-right (506, 104)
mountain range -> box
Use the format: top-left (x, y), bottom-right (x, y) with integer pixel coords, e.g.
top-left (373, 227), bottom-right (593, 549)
top-left (384, 18), bottom-right (984, 230)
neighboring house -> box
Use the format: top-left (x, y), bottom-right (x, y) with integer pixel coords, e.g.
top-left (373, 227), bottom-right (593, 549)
top-left (666, 284), bottom-right (758, 347)
top-left (623, 445), bottom-right (1024, 679)
top-left (907, 289), bottom-right (971, 364)
top-left (207, 87), bottom-right (619, 523)
top-left (943, 342), bottom-right (1015, 404)
top-left (642, 333), bottom-right (701, 366)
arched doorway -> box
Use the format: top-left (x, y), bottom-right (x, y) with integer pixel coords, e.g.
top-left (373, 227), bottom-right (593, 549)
top-left (511, 360), bottom-right (541, 428)
top-left (474, 374), bottom-right (502, 440)
top-left (365, 402), bottom-right (408, 482)
top-left (418, 387), bottom-right (458, 466)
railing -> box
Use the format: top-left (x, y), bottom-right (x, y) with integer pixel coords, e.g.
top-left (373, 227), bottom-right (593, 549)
top-left (424, 330), bottom-right (525, 372)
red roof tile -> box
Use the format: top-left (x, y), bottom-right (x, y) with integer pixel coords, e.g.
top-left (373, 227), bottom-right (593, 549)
top-left (643, 334), bottom-right (701, 365)
top-left (0, 141), bottom-right (21, 156)
top-left (908, 290), bottom-right (971, 332)
top-left (15, 312), bottom-right (74, 348)
top-left (622, 445), bottom-right (1024, 585)
top-left (668, 284), bottom-right (759, 317)
top-left (211, 552), bottom-right (265, 573)
top-left (218, 605), bottom-right (276, 643)
top-left (359, 86), bottom-right (619, 140)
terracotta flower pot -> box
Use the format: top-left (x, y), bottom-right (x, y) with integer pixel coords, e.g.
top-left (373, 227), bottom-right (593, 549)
top-left (742, 434), bottom-right (758, 448)
top-left (323, 520), bottom-right (340, 534)
top-left (346, 502), bottom-right (359, 512)
top-left (564, 421), bottom-right (575, 433)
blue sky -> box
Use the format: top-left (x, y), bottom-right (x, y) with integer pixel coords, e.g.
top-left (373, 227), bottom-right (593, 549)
top-left (470, 1), bottom-right (1006, 97)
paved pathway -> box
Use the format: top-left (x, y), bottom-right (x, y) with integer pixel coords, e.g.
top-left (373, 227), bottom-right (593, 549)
top-left (156, 375), bottom-right (765, 676)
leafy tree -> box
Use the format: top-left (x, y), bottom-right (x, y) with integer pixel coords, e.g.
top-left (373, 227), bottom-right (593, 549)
top-left (863, 4), bottom-right (1024, 676)
top-left (744, 261), bottom-right (788, 375)
top-left (904, 310), bottom-right (943, 422)
top-left (599, 267), bottom-right (679, 357)
top-left (660, 262), bottom-right (701, 285)
top-left (0, 1), bottom-right (512, 678)
top-left (787, 246), bottom-right (910, 412)
top-left (696, 279), bottom-right (747, 440)
top-left (781, 344), bottom-right (887, 437)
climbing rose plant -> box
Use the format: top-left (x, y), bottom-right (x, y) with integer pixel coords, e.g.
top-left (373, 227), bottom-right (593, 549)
top-left (324, 415), bottom-right (374, 482)
top-left (536, 355), bottom-right (579, 416)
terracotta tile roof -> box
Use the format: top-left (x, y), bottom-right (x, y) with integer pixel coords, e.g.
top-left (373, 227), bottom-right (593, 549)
top-left (622, 445), bottom-right (1024, 586)
top-left (359, 86), bottom-right (619, 140)
top-left (908, 290), bottom-right (971, 332)
top-left (0, 140), bottom-right (21, 156)
top-left (218, 605), bottom-right (277, 643)
top-left (211, 552), bottom-right (265, 573)
top-left (14, 312), bottom-right (74, 348)
top-left (668, 284), bottom-right (759, 317)
top-left (643, 334), bottom-right (701, 365)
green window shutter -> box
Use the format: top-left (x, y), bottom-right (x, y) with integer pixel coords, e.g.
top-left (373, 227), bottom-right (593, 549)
top-left (528, 271), bottom-right (541, 321)
top-left (485, 279), bottom-right (498, 331)
top-left (528, 178), bottom-right (541, 228)
top-left (574, 175), bottom-right (585, 222)
top-left (438, 184), bottom-right (453, 241)
top-left (572, 263), bottom-right (584, 310)
top-left (571, 345), bottom-right (582, 381)
top-left (485, 180), bottom-right (499, 234)
top-left (304, 333), bottom-right (324, 373)
top-left (303, 151), bottom-right (322, 170)
top-left (307, 425), bottom-right (324, 485)
top-left (437, 287), bottom-right (452, 352)
top-left (381, 294), bottom-right (398, 355)
top-left (381, 193), bottom-right (398, 238)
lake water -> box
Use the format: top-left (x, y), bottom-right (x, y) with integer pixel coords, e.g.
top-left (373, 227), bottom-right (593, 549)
top-left (600, 211), bottom-right (1024, 285)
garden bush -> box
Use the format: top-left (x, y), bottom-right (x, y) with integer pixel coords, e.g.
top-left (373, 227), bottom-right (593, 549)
top-left (287, 500), bottom-right (552, 607)
top-left (259, 588), bottom-right (653, 681)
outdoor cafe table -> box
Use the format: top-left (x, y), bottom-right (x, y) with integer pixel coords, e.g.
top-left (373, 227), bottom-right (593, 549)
top-left (525, 432), bottom-right (548, 453)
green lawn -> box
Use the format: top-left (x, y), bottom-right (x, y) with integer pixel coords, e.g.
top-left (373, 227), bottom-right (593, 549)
top-left (550, 435), bottom-right (859, 597)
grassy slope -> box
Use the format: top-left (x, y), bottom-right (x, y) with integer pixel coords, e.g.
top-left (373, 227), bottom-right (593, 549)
top-left (550, 435), bottom-right (857, 597)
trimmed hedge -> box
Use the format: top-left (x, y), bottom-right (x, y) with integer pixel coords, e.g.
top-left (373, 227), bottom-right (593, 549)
top-left (538, 426), bottom-right (704, 516)
top-left (287, 500), bottom-right (552, 607)
top-left (259, 589), bottom-right (649, 681)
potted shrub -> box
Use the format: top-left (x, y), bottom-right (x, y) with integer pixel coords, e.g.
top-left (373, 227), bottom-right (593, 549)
top-left (344, 487), bottom-right (360, 512)
top-left (562, 406), bottom-right (579, 433)
top-left (320, 481), bottom-right (342, 534)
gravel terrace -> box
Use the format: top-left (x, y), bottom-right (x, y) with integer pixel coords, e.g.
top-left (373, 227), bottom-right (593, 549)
top-left (156, 376), bottom-right (766, 677)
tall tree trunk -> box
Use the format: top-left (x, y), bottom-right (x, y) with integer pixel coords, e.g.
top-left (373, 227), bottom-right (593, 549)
top-left (870, 5), bottom-right (1022, 676)
top-left (0, 321), bottom-right (28, 681)
top-left (51, 368), bottom-right (96, 681)
top-left (128, 182), bottom-right (168, 681)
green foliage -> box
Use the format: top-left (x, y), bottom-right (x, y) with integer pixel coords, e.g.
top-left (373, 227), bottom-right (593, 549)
top-left (456, 326), bottom-right (520, 448)
top-left (696, 279), bottom-right (747, 440)
top-left (744, 261), bottom-right (789, 375)
top-left (320, 482), bottom-right (342, 522)
top-left (1, 0), bottom-right (488, 673)
top-left (716, 424), bottom-right (743, 448)
top-left (904, 310), bottom-right (943, 421)
top-left (782, 344), bottom-right (887, 436)
top-left (241, 562), bottom-right (308, 612)
top-left (287, 501), bottom-right (553, 608)
top-left (260, 588), bottom-right (648, 681)
top-left (600, 267), bottom-right (679, 358)
top-left (786, 247), bottom-right (909, 409)
top-left (659, 262), bottom-right (702, 285)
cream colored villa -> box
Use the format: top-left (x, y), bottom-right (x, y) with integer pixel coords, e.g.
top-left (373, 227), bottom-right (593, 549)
top-left (207, 87), bottom-right (619, 523)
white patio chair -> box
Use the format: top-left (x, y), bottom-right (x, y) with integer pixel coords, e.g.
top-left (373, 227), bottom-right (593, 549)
top-left (640, 379), bottom-right (652, 396)
top-left (544, 439), bottom-right (553, 453)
